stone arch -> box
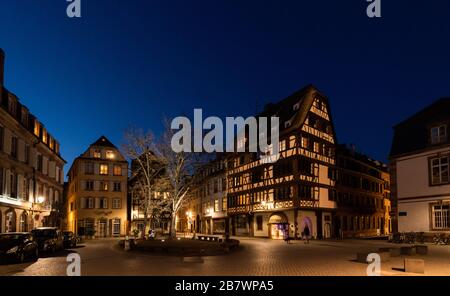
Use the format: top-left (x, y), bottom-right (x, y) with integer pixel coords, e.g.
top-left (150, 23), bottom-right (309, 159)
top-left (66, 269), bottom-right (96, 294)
top-left (300, 216), bottom-right (313, 237)
top-left (20, 210), bottom-right (28, 232)
top-left (5, 208), bottom-right (17, 232)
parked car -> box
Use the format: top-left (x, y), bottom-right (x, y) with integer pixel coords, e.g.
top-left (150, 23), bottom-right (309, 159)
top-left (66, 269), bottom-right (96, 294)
top-left (63, 231), bottom-right (78, 248)
top-left (0, 233), bottom-right (39, 263)
top-left (31, 227), bottom-right (64, 253)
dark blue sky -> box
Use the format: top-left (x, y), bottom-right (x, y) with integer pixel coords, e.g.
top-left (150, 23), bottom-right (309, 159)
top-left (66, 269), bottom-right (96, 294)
top-left (1, 0), bottom-right (450, 170)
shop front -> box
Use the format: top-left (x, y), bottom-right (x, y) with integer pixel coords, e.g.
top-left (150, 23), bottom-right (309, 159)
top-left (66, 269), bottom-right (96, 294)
top-left (268, 212), bottom-right (289, 240)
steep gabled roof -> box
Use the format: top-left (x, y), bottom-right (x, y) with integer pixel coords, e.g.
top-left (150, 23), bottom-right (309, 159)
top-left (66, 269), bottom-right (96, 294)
top-left (90, 135), bottom-right (117, 148)
top-left (390, 98), bottom-right (450, 157)
top-left (258, 84), bottom-right (335, 137)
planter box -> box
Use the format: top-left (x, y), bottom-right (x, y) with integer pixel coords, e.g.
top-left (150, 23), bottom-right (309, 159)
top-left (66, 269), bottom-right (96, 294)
top-left (415, 245), bottom-right (428, 255)
top-left (390, 248), bottom-right (402, 257)
top-left (401, 246), bottom-right (416, 256)
top-left (404, 258), bottom-right (425, 274)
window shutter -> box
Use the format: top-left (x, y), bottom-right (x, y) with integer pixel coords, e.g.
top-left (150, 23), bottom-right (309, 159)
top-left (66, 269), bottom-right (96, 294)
top-left (5, 169), bottom-right (11, 196)
top-left (18, 139), bottom-right (25, 162)
top-left (103, 198), bottom-right (108, 209)
top-left (42, 156), bottom-right (48, 175)
top-left (3, 128), bottom-right (11, 155)
top-left (48, 161), bottom-right (56, 178)
top-left (60, 169), bottom-right (64, 184)
top-left (17, 174), bottom-right (23, 200)
top-left (30, 147), bottom-right (37, 169)
top-left (95, 197), bottom-right (100, 209)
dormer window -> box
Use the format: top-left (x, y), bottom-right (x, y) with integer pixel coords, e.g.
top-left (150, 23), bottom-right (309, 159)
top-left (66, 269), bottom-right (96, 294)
top-left (42, 129), bottom-right (48, 144)
top-left (431, 125), bottom-right (447, 144)
top-left (8, 96), bottom-right (16, 115)
top-left (106, 150), bottom-right (115, 159)
top-left (93, 149), bottom-right (101, 158)
top-left (34, 121), bottom-right (40, 137)
top-left (21, 108), bottom-right (28, 127)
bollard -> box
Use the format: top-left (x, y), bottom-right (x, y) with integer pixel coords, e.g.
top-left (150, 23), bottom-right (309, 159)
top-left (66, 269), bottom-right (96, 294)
top-left (124, 236), bottom-right (130, 251)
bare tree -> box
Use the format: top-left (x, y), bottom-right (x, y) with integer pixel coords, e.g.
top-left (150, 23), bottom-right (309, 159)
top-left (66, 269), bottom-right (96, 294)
top-left (122, 128), bottom-right (165, 238)
top-left (155, 120), bottom-right (198, 239)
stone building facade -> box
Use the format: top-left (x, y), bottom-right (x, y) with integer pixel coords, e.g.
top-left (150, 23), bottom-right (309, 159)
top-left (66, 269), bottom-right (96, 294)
top-left (66, 136), bottom-right (128, 237)
top-left (0, 48), bottom-right (65, 233)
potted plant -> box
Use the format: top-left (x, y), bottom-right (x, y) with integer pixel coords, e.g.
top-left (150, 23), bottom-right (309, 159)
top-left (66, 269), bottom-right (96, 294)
top-left (85, 228), bottom-right (96, 239)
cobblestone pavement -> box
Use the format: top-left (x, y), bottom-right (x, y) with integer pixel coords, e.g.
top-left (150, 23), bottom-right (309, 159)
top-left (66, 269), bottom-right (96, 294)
top-left (1, 237), bottom-right (449, 276)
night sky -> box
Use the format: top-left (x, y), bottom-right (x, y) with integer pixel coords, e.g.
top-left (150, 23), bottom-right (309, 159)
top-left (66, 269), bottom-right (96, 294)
top-left (1, 0), bottom-right (450, 171)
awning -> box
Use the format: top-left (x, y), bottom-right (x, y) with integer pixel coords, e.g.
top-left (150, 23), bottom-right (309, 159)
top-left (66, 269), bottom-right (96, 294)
top-left (268, 213), bottom-right (288, 224)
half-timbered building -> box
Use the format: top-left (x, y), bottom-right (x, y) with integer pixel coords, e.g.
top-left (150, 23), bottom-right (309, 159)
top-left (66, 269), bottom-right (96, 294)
top-left (226, 85), bottom-right (337, 239)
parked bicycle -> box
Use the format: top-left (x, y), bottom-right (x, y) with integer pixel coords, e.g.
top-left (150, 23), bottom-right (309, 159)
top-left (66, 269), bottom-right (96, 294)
top-left (433, 233), bottom-right (449, 245)
top-left (416, 232), bottom-right (425, 244)
top-left (405, 232), bottom-right (417, 244)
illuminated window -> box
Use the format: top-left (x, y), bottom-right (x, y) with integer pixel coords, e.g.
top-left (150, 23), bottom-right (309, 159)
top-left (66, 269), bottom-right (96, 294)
top-left (289, 135), bottom-right (296, 148)
top-left (49, 138), bottom-right (54, 150)
top-left (279, 140), bottom-right (286, 151)
top-left (106, 150), bottom-right (115, 159)
top-left (42, 130), bottom-right (48, 144)
top-left (113, 165), bottom-right (122, 176)
top-left (93, 149), bottom-right (101, 158)
top-left (301, 136), bottom-right (308, 149)
top-left (100, 181), bottom-right (108, 191)
top-left (313, 142), bottom-right (320, 153)
top-left (100, 164), bottom-right (108, 175)
top-left (222, 197), bottom-right (227, 211)
top-left (34, 122), bottom-right (40, 137)
top-left (214, 199), bottom-right (219, 212)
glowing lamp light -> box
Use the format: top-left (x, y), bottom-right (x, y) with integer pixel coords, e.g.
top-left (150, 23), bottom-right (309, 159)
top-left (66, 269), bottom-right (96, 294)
top-left (261, 200), bottom-right (267, 207)
top-left (37, 196), bottom-right (45, 204)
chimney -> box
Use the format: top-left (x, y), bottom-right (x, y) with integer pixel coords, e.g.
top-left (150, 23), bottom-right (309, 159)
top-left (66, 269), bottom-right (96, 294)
top-left (0, 48), bottom-right (4, 86)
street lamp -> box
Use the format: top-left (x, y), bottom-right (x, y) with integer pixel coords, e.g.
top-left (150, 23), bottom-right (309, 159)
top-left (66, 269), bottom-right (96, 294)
top-left (37, 196), bottom-right (45, 204)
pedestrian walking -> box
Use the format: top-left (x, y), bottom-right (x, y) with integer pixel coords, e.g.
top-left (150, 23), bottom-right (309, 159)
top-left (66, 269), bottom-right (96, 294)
top-left (303, 225), bottom-right (310, 244)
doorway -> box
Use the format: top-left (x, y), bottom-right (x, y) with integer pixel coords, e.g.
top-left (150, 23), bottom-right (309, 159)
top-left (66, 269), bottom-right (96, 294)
top-left (98, 220), bottom-right (107, 237)
top-left (270, 224), bottom-right (288, 239)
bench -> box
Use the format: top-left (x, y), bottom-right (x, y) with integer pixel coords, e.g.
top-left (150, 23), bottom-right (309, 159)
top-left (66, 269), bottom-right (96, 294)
top-left (197, 234), bottom-right (225, 243)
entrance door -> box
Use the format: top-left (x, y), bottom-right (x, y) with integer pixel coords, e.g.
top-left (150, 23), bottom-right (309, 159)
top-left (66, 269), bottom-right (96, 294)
top-left (98, 220), bottom-right (107, 237)
top-left (324, 223), bottom-right (331, 239)
top-left (271, 224), bottom-right (285, 240)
